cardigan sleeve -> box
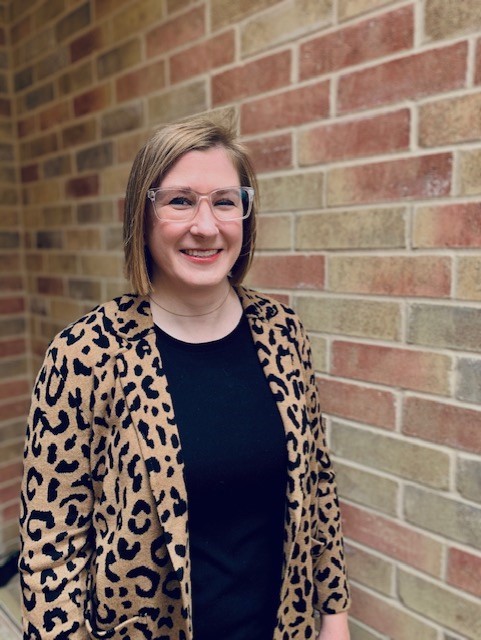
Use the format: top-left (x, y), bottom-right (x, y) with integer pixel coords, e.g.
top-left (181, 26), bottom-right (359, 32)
top-left (19, 342), bottom-right (93, 640)
top-left (297, 320), bottom-right (351, 615)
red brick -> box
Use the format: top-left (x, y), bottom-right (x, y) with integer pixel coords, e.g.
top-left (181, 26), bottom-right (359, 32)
top-left (403, 396), bottom-right (481, 454)
top-left (0, 398), bottom-right (29, 422)
top-left (70, 26), bottom-right (104, 63)
top-left (317, 377), bottom-right (396, 429)
top-left (37, 276), bottom-right (64, 296)
top-left (0, 338), bottom-right (26, 358)
top-left (0, 481), bottom-right (21, 504)
top-left (248, 255), bottom-right (325, 289)
top-left (0, 297), bottom-right (25, 315)
top-left (342, 502), bottom-right (443, 575)
top-left (73, 84), bottom-right (110, 117)
top-left (0, 460), bottom-right (23, 483)
top-left (66, 175), bottom-right (99, 198)
top-left (2, 501), bottom-right (20, 521)
top-left (212, 50), bottom-right (291, 106)
top-left (349, 584), bottom-right (437, 639)
top-left (116, 60), bottom-right (166, 103)
top-left (240, 81), bottom-right (329, 135)
top-left (327, 153), bottom-right (452, 206)
top-left (300, 5), bottom-right (413, 80)
top-left (39, 101), bottom-right (70, 131)
top-left (299, 109), bottom-right (409, 165)
top-left (338, 42), bottom-right (467, 113)
top-left (332, 341), bottom-right (451, 395)
top-left (170, 31), bottom-right (235, 84)
top-left (146, 6), bottom-right (205, 58)
top-left (0, 98), bottom-right (11, 117)
top-left (21, 164), bottom-right (39, 183)
top-left (244, 134), bottom-right (292, 173)
top-left (0, 380), bottom-right (29, 402)
top-left (17, 115), bottom-right (36, 138)
top-left (476, 38), bottom-right (481, 85)
top-left (0, 277), bottom-right (24, 292)
top-left (413, 203), bottom-right (481, 248)
top-left (447, 548), bottom-right (481, 598)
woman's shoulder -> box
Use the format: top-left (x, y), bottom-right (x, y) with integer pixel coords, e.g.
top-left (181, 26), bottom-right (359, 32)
top-left (237, 285), bottom-right (304, 332)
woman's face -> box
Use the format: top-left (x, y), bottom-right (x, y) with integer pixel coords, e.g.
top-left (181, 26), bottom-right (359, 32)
top-left (145, 146), bottom-right (244, 296)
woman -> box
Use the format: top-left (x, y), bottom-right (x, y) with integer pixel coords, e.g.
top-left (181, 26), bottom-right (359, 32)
top-left (19, 116), bottom-right (350, 640)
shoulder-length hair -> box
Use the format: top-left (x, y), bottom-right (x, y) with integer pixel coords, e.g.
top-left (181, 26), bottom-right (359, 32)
top-left (123, 115), bottom-right (258, 295)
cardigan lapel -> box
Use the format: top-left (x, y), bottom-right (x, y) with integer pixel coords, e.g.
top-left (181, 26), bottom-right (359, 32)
top-left (237, 288), bottom-right (307, 567)
top-left (114, 296), bottom-right (191, 615)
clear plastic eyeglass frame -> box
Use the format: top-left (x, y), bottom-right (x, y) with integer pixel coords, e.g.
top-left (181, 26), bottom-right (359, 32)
top-left (146, 186), bottom-right (254, 222)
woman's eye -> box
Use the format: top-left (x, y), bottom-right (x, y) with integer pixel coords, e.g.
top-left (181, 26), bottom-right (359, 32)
top-left (169, 196), bottom-right (193, 208)
top-left (215, 198), bottom-right (236, 208)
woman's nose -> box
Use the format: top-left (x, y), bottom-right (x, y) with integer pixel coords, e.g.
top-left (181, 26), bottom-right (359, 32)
top-left (190, 198), bottom-right (219, 235)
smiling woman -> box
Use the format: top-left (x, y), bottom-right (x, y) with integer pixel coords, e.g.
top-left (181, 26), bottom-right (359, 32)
top-left (19, 115), bottom-right (350, 640)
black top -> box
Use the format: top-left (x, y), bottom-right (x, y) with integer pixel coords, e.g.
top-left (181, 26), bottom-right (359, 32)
top-left (154, 313), bottom-right (287, 640)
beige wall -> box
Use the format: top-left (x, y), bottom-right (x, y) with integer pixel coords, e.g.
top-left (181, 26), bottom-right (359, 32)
top-left (1, 0), bottom-right (481, 638)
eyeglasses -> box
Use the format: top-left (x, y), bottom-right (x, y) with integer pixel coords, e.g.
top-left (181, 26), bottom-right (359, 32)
top-left (146, 186), bottom-right (254, 222)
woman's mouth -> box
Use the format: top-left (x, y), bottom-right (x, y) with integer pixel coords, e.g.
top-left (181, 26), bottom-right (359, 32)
top-left (181, 249), bottom-right (221, 258)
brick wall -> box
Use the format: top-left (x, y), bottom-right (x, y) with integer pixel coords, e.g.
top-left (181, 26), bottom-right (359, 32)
top-left (1, 0), bottom-right (481, 637)
top-left (0, 0), bottom-right (29, 562)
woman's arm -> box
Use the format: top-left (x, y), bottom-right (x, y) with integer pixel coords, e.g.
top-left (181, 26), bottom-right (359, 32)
top-left (318, 611), bottom-right (350, 640)
top-left (19, 343), bottom-right (94, 640)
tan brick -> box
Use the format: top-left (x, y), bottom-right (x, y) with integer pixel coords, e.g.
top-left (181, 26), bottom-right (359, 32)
top-left (346, 543), bottom-right (393, 595)
top-left (404, 396), bottom-right (481, 455)
top-left (241, 81), bottom-right (329, 135)
top-left (0, 357), bottom-right (27, 378)
top-left (0, 232), bottom-right (20, 250)
top-left (104, 226), bottom-right (122, 251)
top-left (148, 81), bottom-right (207, 125)
top-left (61, 118), bottom-right (97, 147)
top-left (335, 460), bottom-right (398, 515)
top-left (14, 66), bottom-right (33, 92)
top-left (413, 203), bottom-right (481, 248)
top-left (296, 296), bottom-right (400, 341)
top-left (58, 60), bottom-right (93, 96)
top-left (20, 132), bottom-right (58, 161)
top-left (101, 165), bottom-right (131, 196)
top-left (64, 228), bottom-right (102, 251)
top-left (299, 109), bottom-right (409, 165)
top-left (25, 180), bottom-right (61, 206)
top-left (14, 27), bottom-right (55, 67)
top-left (245, 134), bottom-right (293, 173)
top-left (327, 154), bottom-right (452, 206)
top-left (39, 101), bottom-right (70, 132)
top-left (77, 201), bottom-right (114, 224)
top-left (255, 214), bottom-right (292, 251)
top-left (36, 49), bottom-right (70, 82)
top-left (318, 378), bottom-right (395, 429)
top-left (147, 6), bottom-right (205, 57)
top-left (104, 279), bottom-right (131, 299)
top-left (338, 43), bottom-right (467, 113)
top-left (42, 205), bottom-right (74, 227)
top-left (328, 256), bottom-right (451, 298)
top-left (241, 0), bottom-right (332, 57)
top-left (338, 0), bottom-right (393, 21)
top-left (112, 0), bottom-right (164, 41)
top-left (408, 303), bottom-right (481, 353)
top-left (50, 298), bottom-right (88, 324)
top-left (259, 172), bottom-right (323, 212)
top-left (210, 0), bottom-right (282, 30)
top-left (342, 502), bottom-right (443, 577)
top-left (79, 254), bottom-right (123, 278)
top-left (447, 547), bottom-right (481, 598)
top-left (170, 31), bottom-right (235, 84)
top-left (212, 51), bottom-right (291, 106)
top-left (456, 456), bottom-right (481, 504)
top-left (476, 38), bottom-right (481, 85)
top-left (333, 340), bottom-right (451, 395)
top-left (457, 357), bottom-right (481, 403)
top-left (43, 154), bottom-right (72, 179)
top-left (348, 619), bottom-right (386, 640)
top-left (398, 569), bottom-right (481, 639)
top-left (460, 148), bottom-right (481, 196)
top-left (97, 39), bottom-right (141, 80)
top-left (425, 0), bottom-right (481, 41)
top-left (296, 207), bottom-right (406, 250)
top-left (101, 104), bottom-right (143, 137)
top-left (116, 61), bottom-right (166, 103)
top-left (116, 131), bottom-right (149, 164)
top-left (405, 485), bottom-right (481, 550)
top-left (247, 254), bottom-right (324, 290)
top-left (332, 421), bottom-right (450, 489)
top-left (309, 335), bottom-right (326, 373)
top-left (68, 278), bottom-right (101, 301)
top-left (93, 0), bottom-right (131, 20)
top-left (420, 93), bottom-right (481, 147)
top-left (457, 257), bottom-right (481, 302)
top-left (33, 0), bottom-right (65, 26)
top-left (56, 3), bottom-right (91, 42)
top-left (46, 253), bottom-right (78, 275)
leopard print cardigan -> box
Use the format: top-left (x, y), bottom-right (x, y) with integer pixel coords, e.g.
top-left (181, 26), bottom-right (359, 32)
top-left (19, 286), bottom-right (349, 640)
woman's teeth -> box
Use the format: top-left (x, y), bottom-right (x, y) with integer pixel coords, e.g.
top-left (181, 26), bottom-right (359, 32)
top-left (182, 249), bottom-right (219, 257)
